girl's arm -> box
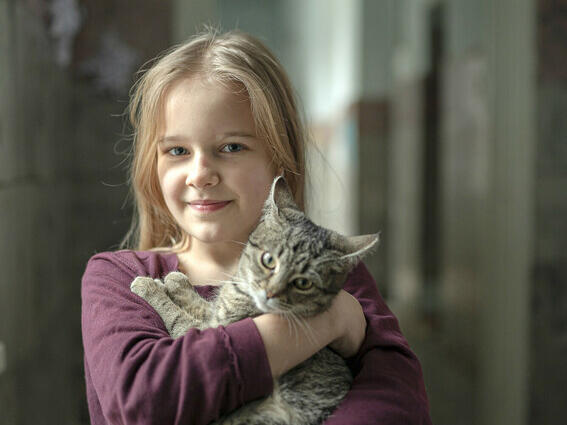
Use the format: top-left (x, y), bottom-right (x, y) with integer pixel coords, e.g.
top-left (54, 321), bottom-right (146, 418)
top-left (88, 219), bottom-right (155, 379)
top-left (82, 251), bottom-right (273, 425)
top-left (323, 263), bottom-right (433, 425)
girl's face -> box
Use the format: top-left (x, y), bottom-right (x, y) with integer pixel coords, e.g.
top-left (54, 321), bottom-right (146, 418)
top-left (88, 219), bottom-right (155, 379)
top-left (157, 77), bottom-right (276, 246)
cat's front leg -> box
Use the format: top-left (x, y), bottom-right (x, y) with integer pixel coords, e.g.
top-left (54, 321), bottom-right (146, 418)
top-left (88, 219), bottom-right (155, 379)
top-left (162, 272), bottom-right (205, 310)
top-left (162, 272), bottom-right (214, 328)
top-left (130, 276), bottom-right (193, 339)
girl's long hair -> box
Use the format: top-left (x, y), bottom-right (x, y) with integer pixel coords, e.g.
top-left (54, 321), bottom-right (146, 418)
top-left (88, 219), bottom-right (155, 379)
top-left (121, 29), bottom-right (307, 251)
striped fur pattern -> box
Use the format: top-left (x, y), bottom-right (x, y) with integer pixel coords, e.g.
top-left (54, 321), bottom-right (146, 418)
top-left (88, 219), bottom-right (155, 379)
top-left (131, 176), bottom-right (378, 424)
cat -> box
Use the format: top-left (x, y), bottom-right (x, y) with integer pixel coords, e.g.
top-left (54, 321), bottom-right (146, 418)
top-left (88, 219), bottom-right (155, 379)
top-left (130, 176), bottom-right (378, 425)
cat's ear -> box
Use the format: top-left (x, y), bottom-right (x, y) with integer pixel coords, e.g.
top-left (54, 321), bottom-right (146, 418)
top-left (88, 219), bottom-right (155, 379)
top-left (329, 232), bottom-right (380, 270)
top-left (266, 175), bottom-right (298, 213)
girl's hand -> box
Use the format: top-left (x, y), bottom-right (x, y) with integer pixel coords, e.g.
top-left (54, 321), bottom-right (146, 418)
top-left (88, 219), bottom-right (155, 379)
top-left (328, 290), bottom-right (367, 358)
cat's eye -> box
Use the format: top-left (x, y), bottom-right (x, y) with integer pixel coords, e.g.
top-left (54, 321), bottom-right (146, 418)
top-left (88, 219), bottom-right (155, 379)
top-left (261, 252), bottom-right (276, 269)
top-left (293, 278), bottom-right (312, 291)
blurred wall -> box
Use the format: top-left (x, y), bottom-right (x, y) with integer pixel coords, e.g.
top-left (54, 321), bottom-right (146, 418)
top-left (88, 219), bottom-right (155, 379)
top-left (441, 1), bottom-right (534, 424)
top-left (0, 2), bottom-right (83, 422)
top-left (0, 0), bottom-right (171, 423)
top-left (388, 1), bottom-right (565, 425)
top-left (530, 0), bottom-right (567, 423)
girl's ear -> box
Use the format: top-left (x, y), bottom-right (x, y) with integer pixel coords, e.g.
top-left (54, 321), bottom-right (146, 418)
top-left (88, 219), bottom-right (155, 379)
top-left (266, 175), bottom-right (297, 213)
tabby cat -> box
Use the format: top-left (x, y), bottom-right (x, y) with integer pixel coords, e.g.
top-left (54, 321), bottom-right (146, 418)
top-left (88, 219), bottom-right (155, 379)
top-left (130, 176), bottom-right (378, 425)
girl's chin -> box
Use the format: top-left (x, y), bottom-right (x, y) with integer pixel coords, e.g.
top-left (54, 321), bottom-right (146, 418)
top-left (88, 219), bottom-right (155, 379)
top-left (180, 221), bottom-right (253, 246)
top-left (187, 232), bottom-right (245, 246)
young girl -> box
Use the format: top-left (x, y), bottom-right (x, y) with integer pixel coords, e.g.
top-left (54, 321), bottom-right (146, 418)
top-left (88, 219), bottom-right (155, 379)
top-left (81, 30), bottom-right (431, 425)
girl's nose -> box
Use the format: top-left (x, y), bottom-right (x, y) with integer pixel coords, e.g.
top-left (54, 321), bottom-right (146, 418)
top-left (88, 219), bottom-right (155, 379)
top-left (185, 153), bottom-right (220, 189)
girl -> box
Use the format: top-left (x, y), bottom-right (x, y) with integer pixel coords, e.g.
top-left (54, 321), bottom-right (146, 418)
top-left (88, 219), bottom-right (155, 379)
top-left (81, 30), bottom-right (431, 425)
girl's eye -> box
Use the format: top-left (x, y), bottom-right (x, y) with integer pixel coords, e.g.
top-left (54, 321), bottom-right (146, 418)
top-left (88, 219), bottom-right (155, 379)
top-left (221, 143), bottom-right (244, 153)
top-left (261, 252), bottom-right (276, 269)
top-left (168, 147), bottom-right (188, 156)
top-left (292, 278), bottom-right (312, 291)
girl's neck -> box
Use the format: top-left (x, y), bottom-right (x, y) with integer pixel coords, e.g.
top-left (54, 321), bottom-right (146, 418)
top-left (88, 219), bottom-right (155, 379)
top-left (176, 239), bottom-right (244, 286)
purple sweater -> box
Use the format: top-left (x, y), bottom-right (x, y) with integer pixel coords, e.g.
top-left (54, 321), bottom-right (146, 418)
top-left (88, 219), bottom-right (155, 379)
top-left (81, 250), bottom-right (431, 425)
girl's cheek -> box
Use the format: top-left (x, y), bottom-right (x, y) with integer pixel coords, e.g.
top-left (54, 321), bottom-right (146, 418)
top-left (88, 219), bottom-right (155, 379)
top-left (159, 164), bottom-right (185, 200)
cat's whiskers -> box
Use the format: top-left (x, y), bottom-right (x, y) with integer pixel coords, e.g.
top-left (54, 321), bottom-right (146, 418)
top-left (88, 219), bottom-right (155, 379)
top-left (282, 312), bottom-right (300, 343)
top-left (294, 314), bottom-right (318, 346)
top-left (204, 277), bottom-right (239, 286)
top-left (275, 310), bottom-right (302, 346)
top-left (206, 272), bottom-right (249, 288)
top-left (276, 304), bottom-right (319, 347)
top-left (226, 239), bottom-right (248, 247)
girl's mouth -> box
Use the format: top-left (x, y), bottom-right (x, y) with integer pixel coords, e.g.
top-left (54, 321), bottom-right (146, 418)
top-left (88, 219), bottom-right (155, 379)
top-left (188, 200), bottom-right (231, 212)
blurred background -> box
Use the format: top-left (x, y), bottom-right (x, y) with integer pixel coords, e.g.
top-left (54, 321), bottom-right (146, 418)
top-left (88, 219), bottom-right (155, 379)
top-left (0, 0), bottom-right (565, 424)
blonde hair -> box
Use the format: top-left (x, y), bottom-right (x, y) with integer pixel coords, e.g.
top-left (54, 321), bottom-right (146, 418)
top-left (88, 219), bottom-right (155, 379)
top-left (121, 29), bottom-right (307, 251)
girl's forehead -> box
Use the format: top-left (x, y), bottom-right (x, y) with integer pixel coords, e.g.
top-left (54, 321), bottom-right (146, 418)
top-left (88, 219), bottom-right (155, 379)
top-left (156, 76), bottom-right (256, 141)
top-left (162, 77), bottom-right (251, 122)
top-left (167, 75), bottom-right (248, 101)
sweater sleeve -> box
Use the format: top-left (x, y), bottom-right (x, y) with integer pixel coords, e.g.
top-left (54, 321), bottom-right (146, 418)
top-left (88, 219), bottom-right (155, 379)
top-left (81, 252), bottom-right (273, 425)
top-left (323, 263), bottom-right (432, 425)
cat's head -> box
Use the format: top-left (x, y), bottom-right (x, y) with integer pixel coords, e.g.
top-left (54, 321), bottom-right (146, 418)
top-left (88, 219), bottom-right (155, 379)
top-left (237, 176), bottom-right (379, 317)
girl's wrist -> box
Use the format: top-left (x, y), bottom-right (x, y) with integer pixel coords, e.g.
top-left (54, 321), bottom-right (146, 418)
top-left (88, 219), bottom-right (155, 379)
top-left (322, 297), bottom-right (344, 346)
top-left (326, 290), bottom-right (366, 358)
top-left (323, 293), bottom-right (345, 343)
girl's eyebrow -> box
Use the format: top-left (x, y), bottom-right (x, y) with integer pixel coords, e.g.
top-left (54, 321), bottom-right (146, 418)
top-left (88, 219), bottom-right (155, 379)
top-left (158, 131), bottom-right (256, 144)
top-left (158, 135), bottom-right (187, 144)
top-left (220, 131), bottom-right (256, 139)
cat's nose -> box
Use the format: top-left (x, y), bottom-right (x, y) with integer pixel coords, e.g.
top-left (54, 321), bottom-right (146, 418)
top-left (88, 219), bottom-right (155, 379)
top-left (265, 290), bottom-right (274, 299)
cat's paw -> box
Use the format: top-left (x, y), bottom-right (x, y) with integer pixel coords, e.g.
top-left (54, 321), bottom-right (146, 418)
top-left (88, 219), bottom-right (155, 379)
top-left (163, 271), bottom-right (193, 293)
top-left (131, 276), bottom-right (161, 299)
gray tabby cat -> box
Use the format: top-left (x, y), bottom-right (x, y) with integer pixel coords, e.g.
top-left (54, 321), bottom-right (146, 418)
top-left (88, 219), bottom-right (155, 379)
top-left (130, 176), bottom-right (378, 425)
